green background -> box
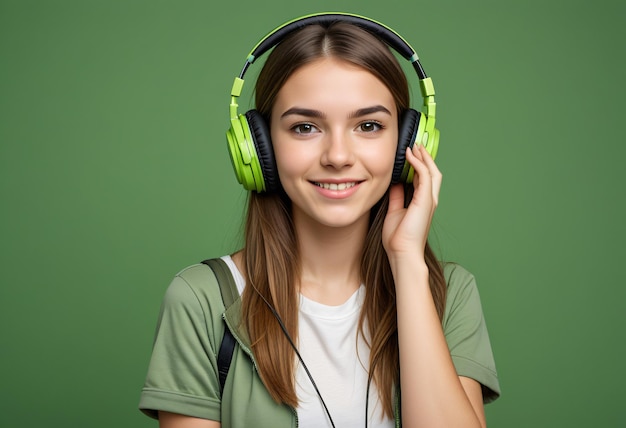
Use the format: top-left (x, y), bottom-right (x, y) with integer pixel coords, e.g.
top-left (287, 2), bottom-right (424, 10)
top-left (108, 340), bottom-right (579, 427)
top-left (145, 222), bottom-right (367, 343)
top-left (1, 0), bottom-right (624, 426)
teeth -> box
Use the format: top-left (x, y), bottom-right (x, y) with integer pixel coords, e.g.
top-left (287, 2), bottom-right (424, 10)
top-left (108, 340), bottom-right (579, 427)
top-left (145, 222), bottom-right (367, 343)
top-left (315, 182), bottom-right (357, 190)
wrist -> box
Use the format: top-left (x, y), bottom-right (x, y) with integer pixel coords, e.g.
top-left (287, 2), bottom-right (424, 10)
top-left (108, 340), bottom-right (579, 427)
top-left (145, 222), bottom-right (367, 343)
top-left (389, 254), bottom-right (429, 283)
top-left (388, 252), bottom-right (428, 271)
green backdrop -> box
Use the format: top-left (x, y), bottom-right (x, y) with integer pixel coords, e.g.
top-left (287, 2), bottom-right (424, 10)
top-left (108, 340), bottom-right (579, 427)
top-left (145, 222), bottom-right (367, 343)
top-left (1, 0), bottom-right (624, 426)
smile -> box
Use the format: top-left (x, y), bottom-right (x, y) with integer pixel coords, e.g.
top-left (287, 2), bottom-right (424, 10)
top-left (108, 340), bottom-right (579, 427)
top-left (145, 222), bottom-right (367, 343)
top-left (313, 182), bottom-right (358, 191)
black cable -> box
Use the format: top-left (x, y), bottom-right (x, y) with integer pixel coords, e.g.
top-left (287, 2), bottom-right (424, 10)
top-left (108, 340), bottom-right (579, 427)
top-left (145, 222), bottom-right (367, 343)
top-left (253, 287), bottom-right (337, 428)
top-left (365, 374), bottom-right (373, 428)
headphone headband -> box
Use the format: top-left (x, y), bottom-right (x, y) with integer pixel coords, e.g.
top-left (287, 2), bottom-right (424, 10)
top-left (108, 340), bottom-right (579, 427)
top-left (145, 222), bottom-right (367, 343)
top-left (239, 12), bottom-right (427, 81)
top-left (233, 12), bottom-right (435, 115)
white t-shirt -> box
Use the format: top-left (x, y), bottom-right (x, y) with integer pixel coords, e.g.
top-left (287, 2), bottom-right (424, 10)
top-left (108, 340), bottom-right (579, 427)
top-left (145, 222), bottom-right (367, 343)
top-left (222, 256), bottom-right (394, 428)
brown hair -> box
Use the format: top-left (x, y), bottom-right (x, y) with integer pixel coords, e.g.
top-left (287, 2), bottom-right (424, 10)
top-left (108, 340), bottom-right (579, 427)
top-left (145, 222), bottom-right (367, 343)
top-left (240, 21), bottom-right (447, 418)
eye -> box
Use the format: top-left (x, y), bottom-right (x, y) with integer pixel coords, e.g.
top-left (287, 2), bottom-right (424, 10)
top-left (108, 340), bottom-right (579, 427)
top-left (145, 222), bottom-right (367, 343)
top-left (357, 121), bottom-right (384, 133)
top-left (291, 123), bottom-right (320, 135)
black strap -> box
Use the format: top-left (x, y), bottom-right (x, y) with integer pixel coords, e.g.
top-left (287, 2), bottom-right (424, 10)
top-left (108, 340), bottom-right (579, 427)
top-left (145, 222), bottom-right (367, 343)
top-left (201, 258), bottom-right (238, 396)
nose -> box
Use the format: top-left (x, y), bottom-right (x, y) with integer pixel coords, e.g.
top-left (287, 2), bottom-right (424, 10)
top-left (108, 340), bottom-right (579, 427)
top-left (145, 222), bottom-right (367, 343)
top-left (320, 131), bottom-right (356, 168)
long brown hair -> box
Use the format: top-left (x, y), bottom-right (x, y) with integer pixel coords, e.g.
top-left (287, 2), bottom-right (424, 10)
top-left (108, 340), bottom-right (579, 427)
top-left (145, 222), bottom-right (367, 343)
top-left (240, 21), bottom-right (447, 418)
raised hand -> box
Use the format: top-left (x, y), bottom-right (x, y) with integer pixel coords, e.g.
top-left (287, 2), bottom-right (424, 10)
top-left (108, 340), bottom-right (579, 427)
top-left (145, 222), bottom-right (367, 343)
top-left (382, 144), bottom-right (442, 259)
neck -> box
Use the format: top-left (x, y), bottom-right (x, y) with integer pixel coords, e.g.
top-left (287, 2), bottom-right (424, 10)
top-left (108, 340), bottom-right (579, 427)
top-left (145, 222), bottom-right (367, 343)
top-left (294, 213), bottom-right (369, 305)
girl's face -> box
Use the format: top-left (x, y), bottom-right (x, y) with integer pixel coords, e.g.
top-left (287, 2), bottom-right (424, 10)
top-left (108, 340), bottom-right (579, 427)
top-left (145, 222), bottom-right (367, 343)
top-left (270, 57), bottom-right (398, 230)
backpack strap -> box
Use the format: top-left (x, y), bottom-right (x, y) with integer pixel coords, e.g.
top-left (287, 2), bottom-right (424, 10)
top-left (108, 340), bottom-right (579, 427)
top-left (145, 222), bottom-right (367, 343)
top-left (201, 258), bottom-right (238, 396)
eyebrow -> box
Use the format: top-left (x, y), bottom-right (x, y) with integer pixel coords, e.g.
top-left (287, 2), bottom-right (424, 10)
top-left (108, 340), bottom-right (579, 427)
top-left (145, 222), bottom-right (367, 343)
top-left (348, 105), bottom-right (392, 118)
top-left (279, 105), bottom-right (392, 119)
top-left (280, 107), bottom-right (326, 119)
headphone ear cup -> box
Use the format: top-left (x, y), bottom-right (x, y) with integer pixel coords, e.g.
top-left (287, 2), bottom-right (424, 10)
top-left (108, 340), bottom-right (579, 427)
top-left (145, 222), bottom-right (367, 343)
top-left (245, 110), bottom-right (278, 192)
top-left (226, 112), bottom-right (264, 191)
top-left (423, 119), bottom-right (440, 162)
top-left (393, 109), bottom-right (440, 184)
top-left (392, 109), bottom-right (421, 183)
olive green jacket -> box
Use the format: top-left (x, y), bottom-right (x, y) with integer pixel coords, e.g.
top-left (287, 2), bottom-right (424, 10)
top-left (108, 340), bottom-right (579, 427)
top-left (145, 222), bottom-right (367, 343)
top-left (139, 259), bottom-right (499, 427)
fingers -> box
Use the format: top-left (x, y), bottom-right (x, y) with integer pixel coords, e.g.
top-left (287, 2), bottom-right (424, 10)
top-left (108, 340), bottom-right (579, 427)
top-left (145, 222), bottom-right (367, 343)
top-left (387, 182), bottom-right (406, 213)
top-left (418, 145), bottom-right (442, 205)
top-left (406, 145), bottom-right (442, 206)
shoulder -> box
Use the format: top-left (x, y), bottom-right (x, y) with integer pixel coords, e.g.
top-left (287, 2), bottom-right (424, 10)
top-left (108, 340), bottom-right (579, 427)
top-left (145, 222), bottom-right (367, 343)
top-left (443, 263), bottom-right (479, 301)
top-left (160, 262), bottom-right (225, 320)
top-left (443, 262), bottom-right (475, 287)
top-left (162, 263), bottom-right (215, 301)
top-left (441, 263), bottom-right (484, 328)
top-left (175, 263), bottom-right (217, 287)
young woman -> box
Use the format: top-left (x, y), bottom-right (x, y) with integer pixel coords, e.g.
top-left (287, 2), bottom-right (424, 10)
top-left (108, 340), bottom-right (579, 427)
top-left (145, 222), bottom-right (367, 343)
top-left (140, 13), bottom-right (500, 428)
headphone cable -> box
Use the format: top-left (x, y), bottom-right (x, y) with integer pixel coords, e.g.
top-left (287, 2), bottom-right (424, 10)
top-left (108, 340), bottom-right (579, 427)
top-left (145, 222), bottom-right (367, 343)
top-left (253, 286), bottom-right (337, 428)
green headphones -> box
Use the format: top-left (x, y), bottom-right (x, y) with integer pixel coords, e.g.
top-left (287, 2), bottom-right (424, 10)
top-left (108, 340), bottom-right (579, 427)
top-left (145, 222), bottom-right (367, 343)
top-left (226, 12), bottom-right (440, 192)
